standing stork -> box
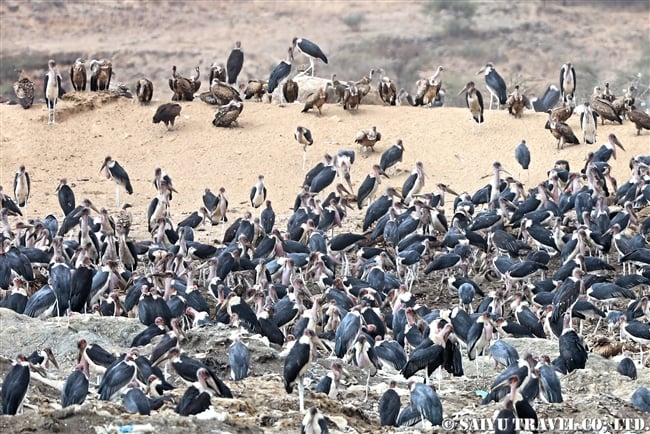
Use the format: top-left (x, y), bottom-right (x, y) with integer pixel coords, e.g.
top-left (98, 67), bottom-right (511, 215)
top-left (478, 63), bottom-right (506, 110)
top-left (70, 58), bottom-right (87, 91)
top-left (1, 354), bottom-right (30, 415)
top-left (227, 41), bottom-right (244, 85)
top-left (559, 62), bottom-right (576, 103)
top-left (579, 101), bottom-right (598, 144)
top-left (44, 59), bottom-right (63, 125)
top-left (295, 126), bottom-right (314, 170)
top-left (402, 161), bottom-right (426, 205)
top-left (514, 140), bottom-right (530, 180)
top-left (268, 47), bottom-right (294, 106)
top-left (250, 175), bottom-right (267, 210)
top-left (100, 156), bottom-right (133, 206)
top-left (379, 139), bottom-right (405, 174)
top-left (13, 165), bottom-right (30, 208)
top-left (458, 81), bottom-right (484, 126)
top-left (292, 37), bottom-right (328, 76)
top-left (283, 329), bottom-right (322, 412)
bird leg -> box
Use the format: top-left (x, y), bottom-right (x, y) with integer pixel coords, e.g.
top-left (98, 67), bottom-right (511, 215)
top-left (303, 150), bottom-right (307, 171)
top-left (592, 317), bottom-right (603, 336)
top-left (115, 185), bottom-right (121, 207)
top-left (364, 370), bottom-right (370, 402)
top-left (309, 58), bottom-right (315, 77)
top-left (298, 376), bottom-right (305, 412)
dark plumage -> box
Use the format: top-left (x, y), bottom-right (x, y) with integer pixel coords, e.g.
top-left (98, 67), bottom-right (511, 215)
top-left (302, 83), bottom-right (329, 115)
top-left (90, 59), bottom-right (112, 91)
top-left (70, 58), bottom-right (87, 92)
top-left (283, 77), bottom-right (299, 103)
top-left (13, 69), bottom-right (35, 109)
top-left (226, 41), bottom-right (244, 85)
top-left (212, 100), bottom-right (243, 128)
top-left (168, 65), bottom-right (194, 101)
top-left (626, 104), bottom-right (650, 135)
top-left (547, 114), bottom-right (579, 149)
top-left (136, 78), bottom-right (153, 104)
top-left (153, 103), bottom-right (182, 130)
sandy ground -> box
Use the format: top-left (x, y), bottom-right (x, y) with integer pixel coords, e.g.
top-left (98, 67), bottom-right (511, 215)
top-left (0, 89), bottom-right (648, 433)
top-left (0, 92), bottom-right (648, 240)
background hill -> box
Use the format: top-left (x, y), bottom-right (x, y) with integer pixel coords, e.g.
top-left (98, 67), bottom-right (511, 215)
top-left (1, 0), bottom-right (649, 107)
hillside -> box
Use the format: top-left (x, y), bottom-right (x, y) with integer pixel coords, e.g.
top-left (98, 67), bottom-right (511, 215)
top-left (1, 0), bottom-right (649, 107)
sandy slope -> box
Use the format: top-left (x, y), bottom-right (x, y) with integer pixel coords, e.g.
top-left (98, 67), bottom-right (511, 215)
top-left (1, 93), bottom-right (647, 241)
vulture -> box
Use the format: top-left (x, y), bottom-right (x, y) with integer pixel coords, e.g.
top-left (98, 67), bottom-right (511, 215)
top-left (209, 63), bottom-right (227, 85)
top-left (302, 83), bottom-right (330, 115)
top-left (378, 75), bottom-right (397, 106)
top-left (355, 126), bottom-right (382, 153)
top-left (13, 70), bottom-right (34, 109)
top-left (546, 113), bottom-right (579, 149)
top-left (153, 103), bottom-right (182, 131)
top-left (90, 59), bottom-right (112, 91)
top-left (242, 80), bottom-right (267, 102)
top-left (212, 100), bottom-right (243, 128)
top-left (626, 104), bottom-right (650, 136)
top-left (591, 87), bottom-right (622, 125)
top-left (136, 78), bottom-right (153, 105)
top-left (200, 78), bottom-right (241, 106)
top-left (506, 85), bottom-right (531, 118)
top-left (168, 65), bottom-right (194, 101)
top-left (343, 81), bottom-right (360, 111)
top-left (283, 78), bottom-right (299, 104)
top-left (190, 66), bottom-right (201, 93)
top-left (70, 58), bottom-right (87, 92)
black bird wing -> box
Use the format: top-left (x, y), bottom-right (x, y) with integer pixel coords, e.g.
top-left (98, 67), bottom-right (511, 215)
top-left (227, 49), bottom-right (244, 85)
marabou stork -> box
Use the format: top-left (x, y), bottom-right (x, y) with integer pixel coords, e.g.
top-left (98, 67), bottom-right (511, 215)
top-left (559, 62), bottom-right (576, 103)
top-left (100, 156), bottom-right (133, 206)
top-left (13, 165), bottom-right (30, 208)
top-left (379, 139), bottom-right (405, 174)
top-left (44, 59), bottom-right (63, 125)
top-left (250, 175), bottom-right (267, 210)
top-left (295, 126), bottom-right (314, 170)
top-left (61, 365), bottom-right (89, 407)
top-left (292, 37), bottom-right (328, 76)
top-left (301, 406), bottom-right (329, 434)
top-left (283, 329), bottom-right (322, 412)
top-left (478, 62), bottom-right (507, 110)
top-left (227, 41), bottom-right (244, 85)
top-left (1, 354), bottom-right (30, 415)
top-left (408, 381), bottom-right (443, 427)
top-left (268, 47), bottom-right (294, 105)
top-left (228, 338), bottom-right (250, 381)
top-left (458, 81), bottom-right (484, 125)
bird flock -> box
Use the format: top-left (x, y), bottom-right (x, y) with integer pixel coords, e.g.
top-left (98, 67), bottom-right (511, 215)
top-left (2, 36), bottom-right (650, 431)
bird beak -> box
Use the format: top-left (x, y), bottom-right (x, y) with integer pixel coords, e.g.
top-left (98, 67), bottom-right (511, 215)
top-left (457, 85), bottom-right (468, 96)
top-left (99, 161), bottom-right (107, 173)
top-left (613, 136), bottom-right (625, 152)
top-left (445, 186), bottom-right (459, 197)
top-left (47, 351), bottom-right (60, 370)
top-left (477, 66), bottom-right (486, 74)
